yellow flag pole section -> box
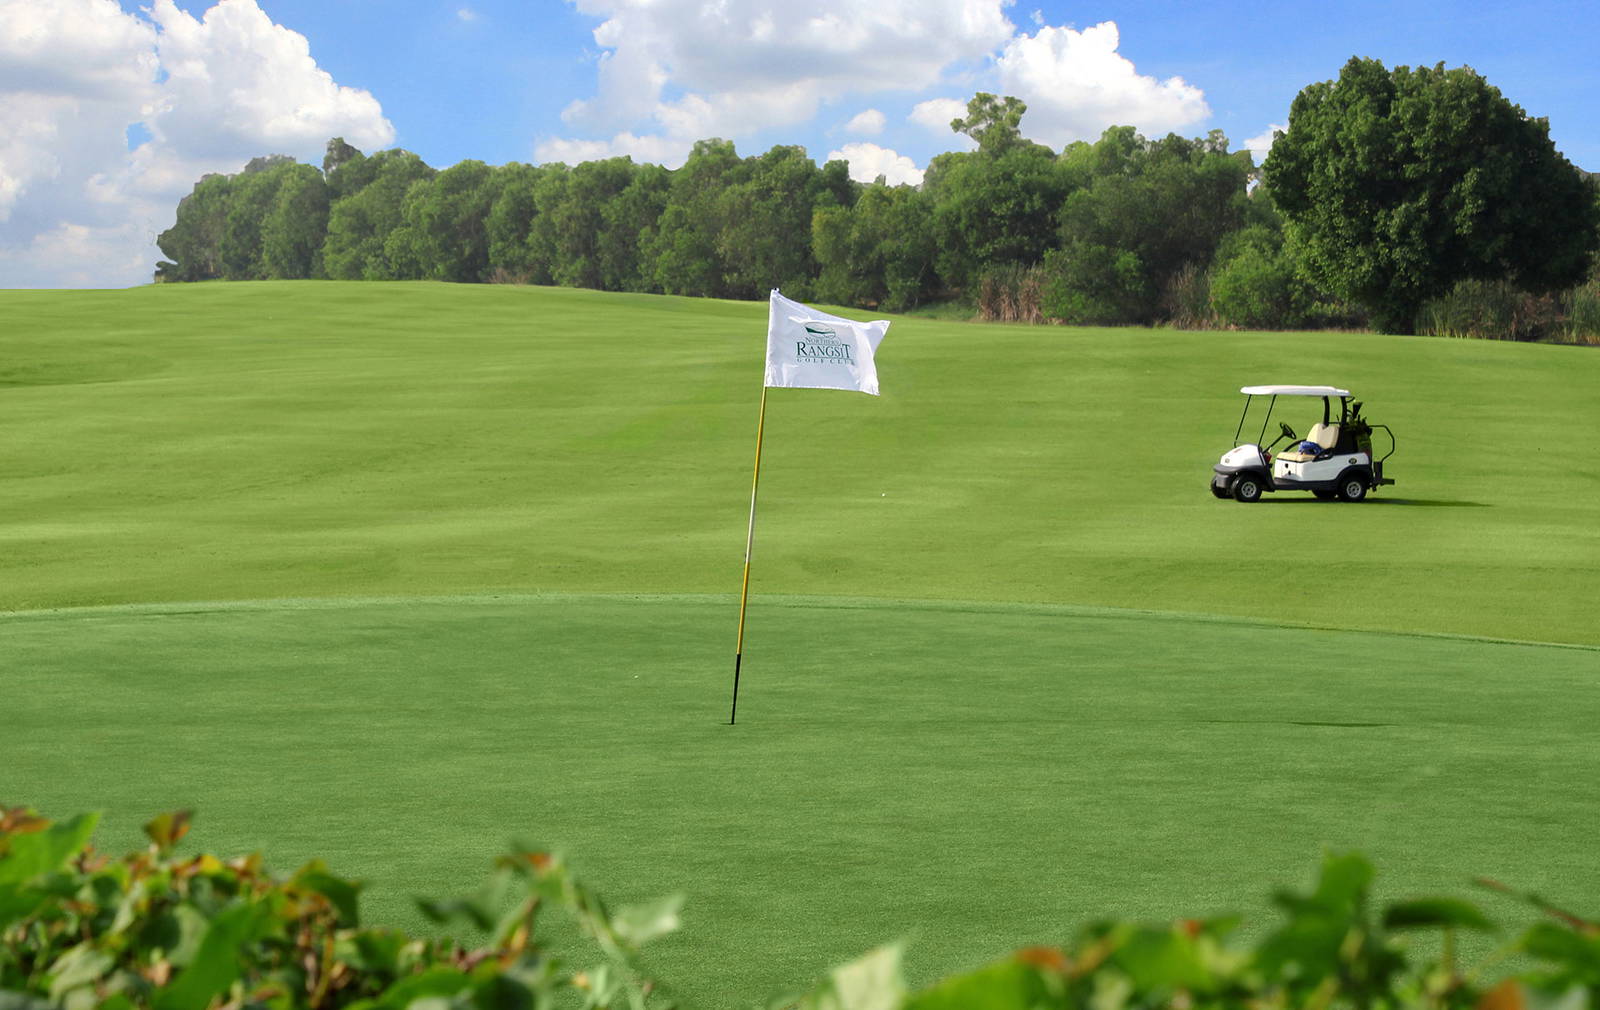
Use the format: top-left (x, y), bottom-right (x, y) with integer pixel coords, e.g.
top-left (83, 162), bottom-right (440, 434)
top-left (730, 384), bottom-right (769, 725)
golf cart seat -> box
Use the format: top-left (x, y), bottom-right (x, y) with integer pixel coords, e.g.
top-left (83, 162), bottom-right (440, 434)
top-left (1276, 423), bottom-right (1341, 462)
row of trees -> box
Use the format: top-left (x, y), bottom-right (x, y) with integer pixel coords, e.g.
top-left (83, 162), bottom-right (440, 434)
top-left (157, 138), bottom-right (856, 299)
top-left (157, 62), bottom-right (1600, 335)
top-left (153, 93), bottom-right (1264, 319)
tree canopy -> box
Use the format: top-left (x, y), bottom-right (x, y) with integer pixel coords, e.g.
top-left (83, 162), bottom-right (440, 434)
top-left (1265, 57), bottom-right (1600, 332)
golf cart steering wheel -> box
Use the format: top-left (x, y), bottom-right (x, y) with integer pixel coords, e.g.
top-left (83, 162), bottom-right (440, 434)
top-left (1279, 422), bottom-right (1297, 443)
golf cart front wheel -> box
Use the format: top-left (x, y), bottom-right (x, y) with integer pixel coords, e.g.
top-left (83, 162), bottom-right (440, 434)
top-left (1232, 476), bottom-right (1263, 503)
top-left (1337, 474), bottom-right (1369, 502)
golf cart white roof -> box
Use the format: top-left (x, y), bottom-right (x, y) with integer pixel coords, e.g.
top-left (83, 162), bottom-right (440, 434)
top-left (1240, 384), bottom-right (1351, 397)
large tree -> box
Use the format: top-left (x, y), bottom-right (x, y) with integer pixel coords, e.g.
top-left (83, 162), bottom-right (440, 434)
top-left (715, 145), bottom-right (843, 299)
top-left (1048, 127), bottom-right (1250, 324)
top-left (812, 182), bottom-right (936, 310)
top-left (1266, 57), bottom-right (1599, 333)
top-left (401, 159), bottom-right (498, 282)
top-left (924, 130), bottom-right (1074, 289)
top-left (321, 149), bottom-right (436, 280)
top-left (646, 139), bottom-right (746, 298)
top-left (260, 164), bottom-right (330, 279)
top-left (155, 173), bottom-right (234, 281)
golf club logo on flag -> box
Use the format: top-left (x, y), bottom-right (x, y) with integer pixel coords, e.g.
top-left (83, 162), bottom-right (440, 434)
top-left (796, 326), bottom-right (853, 363)
top-left (765, 289), bottom-right (888, 396)
top-left (731, 291), bottom-right (891, 724)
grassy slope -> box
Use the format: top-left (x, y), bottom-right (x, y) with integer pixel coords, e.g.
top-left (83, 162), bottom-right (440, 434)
top-left (3, 281), bottom-right (1598, 643)
top-left (4, 282), bottom-right (1600, 1004)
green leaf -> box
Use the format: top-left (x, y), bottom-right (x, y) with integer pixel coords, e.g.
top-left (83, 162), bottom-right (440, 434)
top-left (143, 812), bottom-right (192, 852)
top-left (152, 900), bottom-right (277, 1010)
top-left (611, 894), bottom-right (683, 948)
top-left (0, 992), bottom-right (58, 1010)
top-left (1522, 922), bottom-right (1600, 982)
top-left (415, 896), bottom-right (494, 932)
top-left (0, 884), bottom-right (49, 932)
top-left (1111, 927), bottom-right (1212, 991)
top-left (338, 930), bottom-right (410, 976)
top-left (166, 904), bottom-right (212, 967)
top-left (904, 959), bottom-right (1051, 1010)
top-left (0, 813), bottom-right (99, 885)
top-left (371, 967), bottom-right (472, 1010)
top-left (798, 944), bottom-right (906, 1010)
top-left (48, 944), bottom-right (115, 1003)
top-left (292, 861), bottom-right (362, 927)
top-left (1383, 897), bottom-right (1496, 933)
top-left (1312, 851), bottom-right (1375, 911)
top-left (469, 972), bottom-right (538, 1010)
top-left (1255, 914), bottom-right (1354, 982)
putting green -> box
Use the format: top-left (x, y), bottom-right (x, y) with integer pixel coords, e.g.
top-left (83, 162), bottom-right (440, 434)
top-left (6, 594), bottom-right (1598, 1004)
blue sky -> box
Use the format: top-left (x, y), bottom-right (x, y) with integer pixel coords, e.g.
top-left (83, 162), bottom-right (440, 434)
top-left (4, 0), bottom-right (1597, 287)
top-left (128, 0), bottom-right (1600, 171)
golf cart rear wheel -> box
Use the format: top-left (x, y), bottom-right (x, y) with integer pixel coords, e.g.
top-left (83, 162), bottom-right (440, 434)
top-left (1232, 475), bottom-right (1263, 503)
top-left (1336, 474), bottom-right (1369, 502)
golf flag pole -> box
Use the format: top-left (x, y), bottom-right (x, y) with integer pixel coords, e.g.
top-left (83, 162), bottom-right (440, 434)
top-left (730, 384), bottom-right (768, 725)
top-left (729, 290), bottom-right (890, 725)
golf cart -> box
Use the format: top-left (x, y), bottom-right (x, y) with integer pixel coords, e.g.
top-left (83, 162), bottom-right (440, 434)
top-left (1210, 385), bottom-right (1396, 503)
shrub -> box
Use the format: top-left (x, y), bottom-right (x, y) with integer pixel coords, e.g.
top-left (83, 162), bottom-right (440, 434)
top-left (1039, 244), bottom-right (1149, 325)
top-left (1209, 241), bottom-right (1301, 330)
top-left (1204, 227), bottom-right (1369, 332)
top-left (0, 806), bottom-right (676, 1010)
top-left (798, 853), bottom-right (1600, 1010)
top-left (7, 808), bottom-right (1600, 1010)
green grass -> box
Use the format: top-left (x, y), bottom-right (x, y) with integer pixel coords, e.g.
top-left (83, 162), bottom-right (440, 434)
top-left (4, 282), bottom-right (1597, 643)
top-left (9, 594), bottom-right (1599, 1002)
top-left (4, 282), bottom-right (1600, 1005)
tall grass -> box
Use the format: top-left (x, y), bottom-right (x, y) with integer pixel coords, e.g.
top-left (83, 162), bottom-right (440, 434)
top-left (1416, 273), bottom-right (1600, 343)
top-left (975, 264), bottom-right (1045, 323)
top-left (1560, 275), bottom-right (1600, 344)
top-left (1160, 262), bottom-right (1215, 329)
top-left (1414, 279), bottom-right (1556, 340)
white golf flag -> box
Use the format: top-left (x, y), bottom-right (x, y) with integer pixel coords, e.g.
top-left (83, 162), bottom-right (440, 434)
top-left (764, 289), bottom-right (890, 395)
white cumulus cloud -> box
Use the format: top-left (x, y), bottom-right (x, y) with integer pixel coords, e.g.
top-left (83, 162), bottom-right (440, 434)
top-left (909, 97), bottom-right (970, 135)
top-left (908, 98), bottom-right (976, 151)
top-left (535, 132), bottom-right (694, 168)
top-left (995, 21), bottom-right (1209, 147)
top-left (1244, 123), bottom-right (1285, 167)
top-left (543, 0), bottom-right (1013, 166)
top-left (843, 108), bottom-right (886, 136)
top-left (0, 0), bottom-right (393, 288)
top-left (826, 142), bottom-right (924, 186)
top-left (545, 6), bottom-right (1215, 171)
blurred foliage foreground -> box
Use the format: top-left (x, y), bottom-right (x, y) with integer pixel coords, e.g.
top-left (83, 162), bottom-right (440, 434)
top-left (3, 808), bottom-right (1598, 1010)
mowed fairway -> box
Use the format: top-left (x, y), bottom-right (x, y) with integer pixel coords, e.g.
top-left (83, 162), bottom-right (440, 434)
top-left (3, 282), bottom-right (1599, 1005)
